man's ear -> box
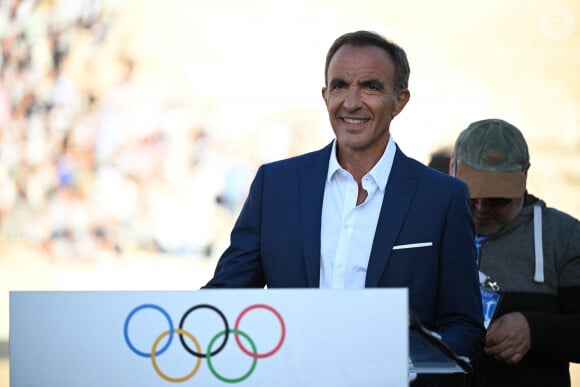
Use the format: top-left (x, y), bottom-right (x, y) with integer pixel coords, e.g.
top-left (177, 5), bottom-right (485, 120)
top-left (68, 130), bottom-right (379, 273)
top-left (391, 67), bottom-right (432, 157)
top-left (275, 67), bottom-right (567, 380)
top-left (523, 162), bottom-right (531, 185)
top-left (392, 89), bottom-right (410, 118)
top-left (449, 153), bottom-right (456, 176)
top-left (321, 87), bottom-right (328, 105)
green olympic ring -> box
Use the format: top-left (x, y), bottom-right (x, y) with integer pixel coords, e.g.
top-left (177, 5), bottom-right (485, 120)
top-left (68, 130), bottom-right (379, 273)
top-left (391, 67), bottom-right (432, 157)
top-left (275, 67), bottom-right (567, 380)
top-left (206, 329), bottom-right (258, 383)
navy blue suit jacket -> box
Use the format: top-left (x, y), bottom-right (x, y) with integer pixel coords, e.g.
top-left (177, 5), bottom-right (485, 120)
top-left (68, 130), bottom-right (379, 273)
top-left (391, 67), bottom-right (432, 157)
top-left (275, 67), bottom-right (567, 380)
top-left (205, 142), bottom-right (485, 358)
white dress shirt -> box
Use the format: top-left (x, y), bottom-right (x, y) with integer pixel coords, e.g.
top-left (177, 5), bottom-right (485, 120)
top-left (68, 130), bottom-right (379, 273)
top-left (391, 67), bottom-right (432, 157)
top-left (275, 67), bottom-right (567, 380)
top-left (319, 137), bottom-right (396, 288)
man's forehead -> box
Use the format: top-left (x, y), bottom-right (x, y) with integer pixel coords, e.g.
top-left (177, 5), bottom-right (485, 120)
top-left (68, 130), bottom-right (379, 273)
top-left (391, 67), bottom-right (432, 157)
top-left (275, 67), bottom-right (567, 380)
top-left (328, 45), bottom-right (394, 74)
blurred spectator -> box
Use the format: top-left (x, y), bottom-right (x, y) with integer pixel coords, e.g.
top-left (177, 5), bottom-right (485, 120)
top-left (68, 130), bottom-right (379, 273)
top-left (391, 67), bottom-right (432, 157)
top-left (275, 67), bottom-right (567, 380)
top-left (427, 146), bottom-right (452, 174)
top-left (0, 0), bottom-right (233, 261)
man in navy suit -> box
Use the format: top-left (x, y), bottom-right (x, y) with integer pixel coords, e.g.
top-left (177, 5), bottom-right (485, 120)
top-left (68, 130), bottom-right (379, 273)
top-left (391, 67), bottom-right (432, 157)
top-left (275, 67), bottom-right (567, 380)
top-left (204, 30), bottom-right (484, 362)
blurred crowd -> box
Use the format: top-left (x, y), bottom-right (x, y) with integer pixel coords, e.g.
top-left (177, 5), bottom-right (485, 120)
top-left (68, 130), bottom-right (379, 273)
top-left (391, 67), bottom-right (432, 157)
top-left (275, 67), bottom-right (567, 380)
top-left (0, 0), bottom-right (259, 261)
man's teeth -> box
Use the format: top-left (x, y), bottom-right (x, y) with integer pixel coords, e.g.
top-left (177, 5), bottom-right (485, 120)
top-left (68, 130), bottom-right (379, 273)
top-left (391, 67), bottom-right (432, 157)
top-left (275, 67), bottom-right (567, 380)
top-left (344, 118), bottom-right (366, 124)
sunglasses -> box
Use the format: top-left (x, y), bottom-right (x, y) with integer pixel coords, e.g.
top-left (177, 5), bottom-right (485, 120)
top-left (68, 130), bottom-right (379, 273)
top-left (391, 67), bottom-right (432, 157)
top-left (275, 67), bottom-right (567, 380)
top-left (470, 198), bottom-right (513, 207)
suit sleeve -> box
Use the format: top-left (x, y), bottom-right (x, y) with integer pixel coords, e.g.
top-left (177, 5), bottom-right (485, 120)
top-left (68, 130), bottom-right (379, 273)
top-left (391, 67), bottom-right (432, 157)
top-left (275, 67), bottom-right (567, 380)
top-left (436, 181), bottom-right (486, 359)
top-left (202, 166), bottom-right (266, 288)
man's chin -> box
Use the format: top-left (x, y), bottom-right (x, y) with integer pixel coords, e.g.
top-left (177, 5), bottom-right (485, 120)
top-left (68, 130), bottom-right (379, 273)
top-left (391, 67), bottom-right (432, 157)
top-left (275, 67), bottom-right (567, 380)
top-left (475, 223), bottom-right (501, 236)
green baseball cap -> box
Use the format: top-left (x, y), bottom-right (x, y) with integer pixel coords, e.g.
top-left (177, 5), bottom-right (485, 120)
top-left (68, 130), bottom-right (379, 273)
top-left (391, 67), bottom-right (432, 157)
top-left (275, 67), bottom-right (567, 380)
top-left (453, 118), bottom-right (530, 198)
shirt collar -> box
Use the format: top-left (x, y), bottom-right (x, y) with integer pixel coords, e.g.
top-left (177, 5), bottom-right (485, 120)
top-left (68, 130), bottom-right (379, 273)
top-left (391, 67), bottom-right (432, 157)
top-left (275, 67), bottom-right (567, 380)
top-left (326, 136), bottom-right (396, 192)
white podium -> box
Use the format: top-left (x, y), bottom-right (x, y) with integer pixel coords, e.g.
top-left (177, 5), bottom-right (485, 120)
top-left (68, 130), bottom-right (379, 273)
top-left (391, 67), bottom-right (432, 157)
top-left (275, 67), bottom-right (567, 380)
top-left (10, 289), bottom-right (409, 387)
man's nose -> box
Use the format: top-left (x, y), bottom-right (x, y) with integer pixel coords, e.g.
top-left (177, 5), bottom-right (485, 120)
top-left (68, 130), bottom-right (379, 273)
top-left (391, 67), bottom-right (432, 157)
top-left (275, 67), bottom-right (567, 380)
top-left (343, 88), bottom-right (363, 110)
top-left (471, 199), bottom-right (490, 211)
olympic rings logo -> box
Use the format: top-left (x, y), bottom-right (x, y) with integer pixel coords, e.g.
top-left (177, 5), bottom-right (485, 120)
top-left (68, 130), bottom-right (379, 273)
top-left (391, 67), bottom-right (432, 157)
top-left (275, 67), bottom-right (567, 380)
top-left (123, 303), bottom-right (286, 383)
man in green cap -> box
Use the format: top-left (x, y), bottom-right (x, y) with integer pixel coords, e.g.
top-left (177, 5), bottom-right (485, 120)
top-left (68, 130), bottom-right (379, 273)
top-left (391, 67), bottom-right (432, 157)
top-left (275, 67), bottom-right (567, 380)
top-left (451, 118), bottom-right (580, 386)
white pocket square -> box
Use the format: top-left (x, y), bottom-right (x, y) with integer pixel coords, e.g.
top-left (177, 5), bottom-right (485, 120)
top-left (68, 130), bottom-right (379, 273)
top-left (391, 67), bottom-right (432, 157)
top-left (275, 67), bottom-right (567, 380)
top-left (392, 242), bottom-right (433, 250)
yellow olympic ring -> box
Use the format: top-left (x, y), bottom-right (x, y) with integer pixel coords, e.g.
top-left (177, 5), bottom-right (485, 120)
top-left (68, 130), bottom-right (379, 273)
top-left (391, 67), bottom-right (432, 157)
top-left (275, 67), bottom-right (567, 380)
top-left (151, 328), bottom-right (202, 383)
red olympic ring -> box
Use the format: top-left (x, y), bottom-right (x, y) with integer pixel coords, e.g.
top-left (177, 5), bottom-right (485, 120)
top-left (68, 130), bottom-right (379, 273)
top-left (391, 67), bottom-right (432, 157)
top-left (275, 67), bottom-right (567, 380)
top-left (234, 303), bottom-right (286, 359)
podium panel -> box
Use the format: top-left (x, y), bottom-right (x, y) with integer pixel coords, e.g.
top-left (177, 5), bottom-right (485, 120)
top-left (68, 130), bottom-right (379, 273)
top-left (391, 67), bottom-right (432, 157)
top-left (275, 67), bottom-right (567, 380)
top-left (10, 289), bottom-right (408, 387)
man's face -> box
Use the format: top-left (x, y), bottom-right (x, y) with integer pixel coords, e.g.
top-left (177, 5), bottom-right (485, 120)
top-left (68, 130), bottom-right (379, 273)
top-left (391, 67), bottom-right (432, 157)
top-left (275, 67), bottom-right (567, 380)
top-left (469, 197), bottom-right (524, 236)
top-left (322, 44), bottom-right (409, 156)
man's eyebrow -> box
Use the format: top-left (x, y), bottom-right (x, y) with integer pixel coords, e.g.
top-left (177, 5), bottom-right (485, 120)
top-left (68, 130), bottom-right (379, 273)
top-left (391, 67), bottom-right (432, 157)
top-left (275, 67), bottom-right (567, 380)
top-left (359, 78), bottom-right (385, 90)
top-left (328, 78), bottom-right (347, 88)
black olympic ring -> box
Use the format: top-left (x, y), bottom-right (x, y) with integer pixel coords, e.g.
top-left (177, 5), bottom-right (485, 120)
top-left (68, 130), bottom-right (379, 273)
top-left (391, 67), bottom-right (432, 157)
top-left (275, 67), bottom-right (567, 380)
top-left (178, 304), bottom-right (229, 358)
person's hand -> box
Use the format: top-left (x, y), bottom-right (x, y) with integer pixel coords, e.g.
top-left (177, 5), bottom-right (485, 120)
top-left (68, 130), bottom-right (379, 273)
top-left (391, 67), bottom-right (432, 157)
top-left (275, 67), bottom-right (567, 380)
top-left (484, 312), bottom-right (531, 365)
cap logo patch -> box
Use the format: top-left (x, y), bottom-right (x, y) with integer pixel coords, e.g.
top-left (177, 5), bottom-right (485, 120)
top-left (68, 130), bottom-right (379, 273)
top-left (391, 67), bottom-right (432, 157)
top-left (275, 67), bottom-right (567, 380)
top-left (482, 152), bottom-right (505, 165)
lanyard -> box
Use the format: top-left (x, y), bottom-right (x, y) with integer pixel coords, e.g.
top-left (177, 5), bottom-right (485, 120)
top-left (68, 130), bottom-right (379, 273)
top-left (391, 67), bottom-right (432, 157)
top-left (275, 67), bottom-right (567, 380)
top-left (474, 235), bottom-right (488, 267)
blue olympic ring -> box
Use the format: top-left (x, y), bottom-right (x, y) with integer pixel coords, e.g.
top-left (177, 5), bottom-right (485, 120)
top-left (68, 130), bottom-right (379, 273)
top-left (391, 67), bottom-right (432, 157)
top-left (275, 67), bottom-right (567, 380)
top-left (124, 303), bottom-right (174, 357)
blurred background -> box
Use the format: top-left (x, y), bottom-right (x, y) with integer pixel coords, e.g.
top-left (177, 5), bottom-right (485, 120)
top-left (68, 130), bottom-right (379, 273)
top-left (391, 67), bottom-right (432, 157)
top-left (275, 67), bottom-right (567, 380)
top-left (1, 0), bottom-right (579, 385)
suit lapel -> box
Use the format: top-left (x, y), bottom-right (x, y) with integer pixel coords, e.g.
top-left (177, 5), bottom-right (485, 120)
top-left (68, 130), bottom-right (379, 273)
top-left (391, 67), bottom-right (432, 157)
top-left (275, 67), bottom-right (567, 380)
top-left (300, 143), bottom-right (332, 287)
top-left (366, 148), bottom-right (417, 287)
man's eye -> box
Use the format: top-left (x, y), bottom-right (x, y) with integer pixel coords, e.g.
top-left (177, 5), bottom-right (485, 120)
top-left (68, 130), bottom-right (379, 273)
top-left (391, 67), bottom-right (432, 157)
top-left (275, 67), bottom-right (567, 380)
top-left (329, 79), bottom-right (348, 90)
top-left (365, 82), bottom-right (382, 91)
